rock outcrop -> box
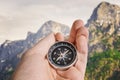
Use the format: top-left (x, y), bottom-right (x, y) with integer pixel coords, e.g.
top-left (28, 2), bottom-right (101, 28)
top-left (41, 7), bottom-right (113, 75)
top-left (87, 1), bottom-right (120, 54)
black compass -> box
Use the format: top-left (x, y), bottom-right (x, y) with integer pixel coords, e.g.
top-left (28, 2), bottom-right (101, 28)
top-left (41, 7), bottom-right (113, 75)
top-left (47, 41), bottom-right (77, 70)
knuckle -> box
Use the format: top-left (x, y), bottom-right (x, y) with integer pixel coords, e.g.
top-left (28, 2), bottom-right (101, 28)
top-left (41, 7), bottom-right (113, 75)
top-left (77, 27), bottom-right (89, 39)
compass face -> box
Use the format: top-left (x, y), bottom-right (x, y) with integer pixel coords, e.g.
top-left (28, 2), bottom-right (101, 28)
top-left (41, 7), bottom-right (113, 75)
top-left (48, 41), bottom-right (77, 69)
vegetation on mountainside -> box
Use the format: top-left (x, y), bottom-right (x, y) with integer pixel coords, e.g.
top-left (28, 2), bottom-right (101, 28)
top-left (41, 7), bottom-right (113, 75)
top-left (114, 37), bottom-right (120, 51)
top-left (85, 49), bottom-right (120, 80)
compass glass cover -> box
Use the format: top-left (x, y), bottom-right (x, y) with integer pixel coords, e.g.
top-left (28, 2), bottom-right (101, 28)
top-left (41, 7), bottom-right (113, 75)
top-left (48, 42), bottom-right (77, 67)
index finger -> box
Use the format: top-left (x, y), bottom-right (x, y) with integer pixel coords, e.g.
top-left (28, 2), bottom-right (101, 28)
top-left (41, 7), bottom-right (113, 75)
top-left (75, 27), bottom-right (89, 74)
top-left (69, 20), bottom-right (84, 44)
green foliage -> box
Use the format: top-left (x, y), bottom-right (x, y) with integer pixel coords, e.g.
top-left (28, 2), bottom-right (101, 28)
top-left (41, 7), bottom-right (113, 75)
top-left (85, 49), bottom-right (120, 80)
top-left (114, 37), bottom-right (120, 51)
top-left (101, 38), bottom-right (108, 45)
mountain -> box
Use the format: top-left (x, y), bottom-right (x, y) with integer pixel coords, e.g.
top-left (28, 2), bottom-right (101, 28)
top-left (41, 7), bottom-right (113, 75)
top-left (0, 20), bottom-right (70, 80)
top-left (87, 1), bottom-right (120, 54)
top-left (85, 2), bottom-right (120, 79)
top-left (0, 1), bottom-right (120, 80)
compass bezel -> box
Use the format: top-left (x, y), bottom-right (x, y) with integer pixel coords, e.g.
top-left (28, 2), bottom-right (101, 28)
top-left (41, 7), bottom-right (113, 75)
top-left (47, 41), bottom-right (77, 70)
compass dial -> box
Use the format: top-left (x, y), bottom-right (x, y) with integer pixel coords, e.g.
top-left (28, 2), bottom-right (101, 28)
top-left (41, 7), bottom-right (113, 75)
top-left (47, 41), bottom-right (77, 70)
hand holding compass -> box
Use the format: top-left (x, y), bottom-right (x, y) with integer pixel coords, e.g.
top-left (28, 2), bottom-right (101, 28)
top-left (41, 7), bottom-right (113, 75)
top-left (12, 20), bottom-right (89, 80)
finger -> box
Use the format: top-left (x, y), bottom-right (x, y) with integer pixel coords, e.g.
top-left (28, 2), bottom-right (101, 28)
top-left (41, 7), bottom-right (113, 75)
top-left (76, 27), bottom-right (89, 54)
top-left (56, 75), bottom-right (69, 80)
top-left (75, 27), bottom-right (89, 73)
top-left (24, 33), bottom-right (56, 57)
top-left (55, 32), bottom-right (64, 41)
top-left (69, 19), bottom-right (84, 43)
top-left (57, 67), bottom-right (84, 80)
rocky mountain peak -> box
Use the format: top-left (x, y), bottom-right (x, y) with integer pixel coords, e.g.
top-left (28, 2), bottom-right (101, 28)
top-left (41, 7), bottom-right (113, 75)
top-left (88, 2), bottom-right (120, 54)
top-left (88, 1), bottom-right (120, 25)
top-left (37, 20), bottom-right (69, 35)
top-left (1, 40), bottom-right (12, 47)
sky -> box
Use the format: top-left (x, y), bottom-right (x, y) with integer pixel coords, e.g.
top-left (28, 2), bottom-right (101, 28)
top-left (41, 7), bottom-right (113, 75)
top-left (0, 0), bottom-right (120, 44)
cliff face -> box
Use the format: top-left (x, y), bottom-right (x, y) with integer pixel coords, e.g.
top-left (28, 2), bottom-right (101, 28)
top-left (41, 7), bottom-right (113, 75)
top-left (88, 2), bottom-right (120, 54)
top-left (85, 3), bottom-right (120, 80)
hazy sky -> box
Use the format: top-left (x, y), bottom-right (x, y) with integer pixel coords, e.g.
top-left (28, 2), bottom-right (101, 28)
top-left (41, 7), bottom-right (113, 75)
top-left (0, 0), bottom-right (120, 44)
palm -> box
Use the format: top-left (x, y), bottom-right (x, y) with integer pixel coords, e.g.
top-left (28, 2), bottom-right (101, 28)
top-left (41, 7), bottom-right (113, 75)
top-left (44, 59), bottom-right (68, 80)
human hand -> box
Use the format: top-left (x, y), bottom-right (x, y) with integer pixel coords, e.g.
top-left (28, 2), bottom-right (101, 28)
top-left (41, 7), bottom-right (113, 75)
top-left (11, 20), bottom-right (89, 80)
top-left (56, 20), bottom-right (89, 80)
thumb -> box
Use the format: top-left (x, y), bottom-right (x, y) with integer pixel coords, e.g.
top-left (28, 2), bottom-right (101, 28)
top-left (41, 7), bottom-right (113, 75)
top-left (57, 67), bottom-right (83, 80)
top-left (24, 33), bottom-right (56, 57)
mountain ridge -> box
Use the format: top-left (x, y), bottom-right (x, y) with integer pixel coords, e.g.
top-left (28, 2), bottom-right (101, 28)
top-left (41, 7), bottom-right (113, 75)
top-left (0, 1), bottom-right (120, 80)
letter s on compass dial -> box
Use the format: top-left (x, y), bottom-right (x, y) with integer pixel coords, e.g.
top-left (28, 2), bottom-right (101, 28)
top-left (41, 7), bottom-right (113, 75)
top-left (47, 41), bottom-right (77, 70)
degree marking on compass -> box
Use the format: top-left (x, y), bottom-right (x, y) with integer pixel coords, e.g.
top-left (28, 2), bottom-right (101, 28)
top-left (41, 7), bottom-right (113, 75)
top-left (53, 57), bottom-right (56, 60)
top-left (57, 61), bottom-right (60, 64)
top-left (64, 61), bottom-right (67, 65)
top-left (54, 52), bottom-right (56, 55)
top-left (68, 58), bottom-right (71, 60)
top-left (58, 48), bottom-right (61, 51)
top-left (64, 48), bottom-right (67, 51)
top-left (68, 52), bottom-right (72, 54)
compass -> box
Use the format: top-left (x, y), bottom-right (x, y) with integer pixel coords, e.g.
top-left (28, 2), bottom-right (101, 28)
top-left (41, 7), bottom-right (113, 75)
top-left (47, 41), bottom-right (77, 70)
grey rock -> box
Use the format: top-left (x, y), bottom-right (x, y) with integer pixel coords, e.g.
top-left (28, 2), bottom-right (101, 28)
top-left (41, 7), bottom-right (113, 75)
top-left (88, 1), bottom-right (120, 54)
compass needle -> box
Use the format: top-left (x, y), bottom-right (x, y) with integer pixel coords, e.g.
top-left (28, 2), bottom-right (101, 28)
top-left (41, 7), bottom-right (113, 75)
top-left (56, 57), bottom-right (61, 62)
top-left (63, 50), bottom-right (69, 55)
